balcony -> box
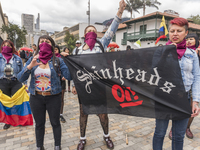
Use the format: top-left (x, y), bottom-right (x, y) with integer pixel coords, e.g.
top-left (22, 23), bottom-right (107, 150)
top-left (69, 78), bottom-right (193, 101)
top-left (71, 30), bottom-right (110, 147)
top-left (127, 29), bottom-right (159, 41)
top-left (121, 39), bottom-right (127, 45)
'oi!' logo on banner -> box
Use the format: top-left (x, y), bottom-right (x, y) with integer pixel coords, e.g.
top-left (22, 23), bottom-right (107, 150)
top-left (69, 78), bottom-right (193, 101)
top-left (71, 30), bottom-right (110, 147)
top-left (112, 85), bottom-right (143, 108)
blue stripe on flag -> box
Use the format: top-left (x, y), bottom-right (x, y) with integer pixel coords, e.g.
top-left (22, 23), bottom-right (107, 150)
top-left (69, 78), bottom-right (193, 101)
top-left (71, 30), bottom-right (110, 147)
top-left (0, 101), bottom-right (32, 116)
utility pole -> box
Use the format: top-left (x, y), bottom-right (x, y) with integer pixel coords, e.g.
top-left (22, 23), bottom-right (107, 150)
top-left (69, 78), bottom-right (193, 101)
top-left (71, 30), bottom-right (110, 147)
top-left (86, 0), bottom-right (90, 25)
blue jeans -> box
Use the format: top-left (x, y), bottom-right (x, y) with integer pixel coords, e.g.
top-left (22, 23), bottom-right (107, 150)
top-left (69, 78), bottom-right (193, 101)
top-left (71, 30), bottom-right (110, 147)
top-left (153, 118), bottom-right (189, 150)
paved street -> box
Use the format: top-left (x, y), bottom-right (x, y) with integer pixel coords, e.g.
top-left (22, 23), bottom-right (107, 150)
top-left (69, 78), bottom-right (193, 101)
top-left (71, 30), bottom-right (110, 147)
top-left (1, 91), bottom-right (200, 150)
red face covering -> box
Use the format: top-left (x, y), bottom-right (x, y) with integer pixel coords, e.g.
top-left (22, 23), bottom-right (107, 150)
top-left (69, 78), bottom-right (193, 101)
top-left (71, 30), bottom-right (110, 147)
top-left (84, 32), bottom-right (97, 50)
top-left (1, 46), bottom-right (13, 63)
top-left (187, 45), bottom-right (196, 50)
top-left (55, 53), bottom-right (61, 58)
top-left (166, 39), bottom-right (186, 59)
top-left (39, 42), bottom-right (53, 64)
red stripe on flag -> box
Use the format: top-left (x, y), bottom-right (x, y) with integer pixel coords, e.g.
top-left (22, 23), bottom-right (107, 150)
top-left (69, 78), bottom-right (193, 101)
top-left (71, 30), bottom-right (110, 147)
top-left (0, 110), bottom-right (33, 126)
top-left (155, 35), bottom-right (167, 45)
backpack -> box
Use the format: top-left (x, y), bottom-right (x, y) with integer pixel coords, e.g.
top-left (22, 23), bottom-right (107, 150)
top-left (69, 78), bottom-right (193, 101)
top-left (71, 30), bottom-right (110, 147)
top-left (53, 57), bottom-right (61, 77)
top-left (75, 40), bottom-right (104, 55)
top-left (20, 50), bottom-right (25, 58)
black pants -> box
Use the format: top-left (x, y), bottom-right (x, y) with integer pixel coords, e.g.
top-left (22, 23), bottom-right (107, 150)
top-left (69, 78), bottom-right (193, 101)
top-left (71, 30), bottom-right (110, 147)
top-left (68, 80), bottom-right (70, 87)
top-left (29, 93), bottom-right (62, 147)
top-left (0, 79), bottom-right (22, 96)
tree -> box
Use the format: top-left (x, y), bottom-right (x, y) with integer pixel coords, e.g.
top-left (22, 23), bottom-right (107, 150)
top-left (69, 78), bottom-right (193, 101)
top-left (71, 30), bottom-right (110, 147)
top-left (1, 22), bottom-right (27, 49)
top-left (188, 15), bottom-right (200, 25)
top-left (125, 0), bottom-right (161, 17)
top-left (142, 0), bottom-right (161, 16)
top-left (125, 0), bottom-right (143, 19)
top-left (64, 30), bottom-right (78, 53)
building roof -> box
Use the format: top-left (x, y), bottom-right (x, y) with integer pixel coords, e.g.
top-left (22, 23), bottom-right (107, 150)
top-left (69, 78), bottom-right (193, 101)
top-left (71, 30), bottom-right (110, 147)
top-left (124, 11), bottom-right (193, 24)
top-left (118, 23), bottom-right (127, 30)
top-left (103, 23), bottom-right (127, 33)
top-left (189, 22), bottom-right (200, 31)
top-left (122, 11), bottom-right (200, 31)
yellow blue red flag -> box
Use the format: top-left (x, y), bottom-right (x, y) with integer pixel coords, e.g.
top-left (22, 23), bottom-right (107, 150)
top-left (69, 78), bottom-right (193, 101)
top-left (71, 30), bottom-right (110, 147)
top-left (0, 86), bottom-right (33, 126)
top-left (155, 16), bottom-right (168, 45)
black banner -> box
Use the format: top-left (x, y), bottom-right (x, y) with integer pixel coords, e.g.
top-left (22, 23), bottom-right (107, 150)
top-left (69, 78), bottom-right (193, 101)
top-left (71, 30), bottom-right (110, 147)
top-left (62, 45), bottom-right (192, 120)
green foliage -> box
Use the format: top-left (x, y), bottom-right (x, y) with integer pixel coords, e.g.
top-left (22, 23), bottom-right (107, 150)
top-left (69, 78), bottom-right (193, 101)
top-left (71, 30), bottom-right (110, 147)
top-left (1, 22), bottom-right (27, 49)
top-left (188, 15), bottom-right (200, 25)
top-left (64, 30), bottom-right (78, 53)
top-left (125, 0), bottom-right (161, 17)
top-left (125, 0), bottom-right (143, 18)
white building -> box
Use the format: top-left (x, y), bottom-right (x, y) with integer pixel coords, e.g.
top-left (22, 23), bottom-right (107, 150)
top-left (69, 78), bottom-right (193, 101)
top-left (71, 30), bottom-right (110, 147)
top-left (113, 11), bottom-right (200, 50)
top-left (0, 2), bottom-right (8, 45)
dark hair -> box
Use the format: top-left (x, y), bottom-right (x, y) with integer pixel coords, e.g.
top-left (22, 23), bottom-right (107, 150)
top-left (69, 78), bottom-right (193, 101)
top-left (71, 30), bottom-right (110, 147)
top-left (32, 44), bottom-right (36, 47)
top-left (55, 45), bottom-right (61, 53)
top-left (34, 35), bottom-right (57, 67)
top-left (0, 40), bottom-right (16, 53)
top-left (126, 45), bottom-right (131, 50)
top-left (34, 35), bottom-right (55, 56)
top-left (84, 25), bottom-right (97, 35)
top-left (186, 33), bottom-right (199, 48)
top-left (158, 44), bottom-right (163, 46)
top-left (169, 17), bottom-right (189, 31)
top-left (63, 47), bottom-right (70, 52)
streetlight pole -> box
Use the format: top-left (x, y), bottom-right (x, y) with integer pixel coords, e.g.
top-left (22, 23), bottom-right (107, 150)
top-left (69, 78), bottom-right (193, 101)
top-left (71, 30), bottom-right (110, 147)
top-left (86, 0), bottom-right (90, 25)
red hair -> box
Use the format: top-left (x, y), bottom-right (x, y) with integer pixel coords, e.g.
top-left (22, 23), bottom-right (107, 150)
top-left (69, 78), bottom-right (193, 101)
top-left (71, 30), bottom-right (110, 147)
top-left (0, 40), bottom-right (16, 53)
top-left (170, 17), bottom-right (189, 31)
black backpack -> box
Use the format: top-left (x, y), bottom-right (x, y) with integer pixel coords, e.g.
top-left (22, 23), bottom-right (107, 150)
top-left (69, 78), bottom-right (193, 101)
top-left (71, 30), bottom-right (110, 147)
top-left (20, 50), bottom-right (25, 58)
top-left (75, 40), bottom-right (104, 55)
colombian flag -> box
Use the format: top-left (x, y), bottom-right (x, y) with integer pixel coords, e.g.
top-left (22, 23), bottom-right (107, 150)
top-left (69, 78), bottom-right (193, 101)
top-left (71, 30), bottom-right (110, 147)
top-left (0, 86), bottom-right (33, 126)
top-left (155, 16), bottom-right (168, 45)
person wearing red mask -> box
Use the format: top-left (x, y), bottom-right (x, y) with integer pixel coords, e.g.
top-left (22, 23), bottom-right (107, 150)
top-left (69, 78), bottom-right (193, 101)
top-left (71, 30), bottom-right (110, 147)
top-left (180, 33), bottom-right (199, 140)
top-left (0, 40), bottom-right (33, 130)
top-left (61, 0), bottom-right (126, 150)
top-left (17, 35), bottom-right (71, 150)
top-left (168, 34), bottom-right (200, 140)
top-left (153, 18), bottom-right (200, 150)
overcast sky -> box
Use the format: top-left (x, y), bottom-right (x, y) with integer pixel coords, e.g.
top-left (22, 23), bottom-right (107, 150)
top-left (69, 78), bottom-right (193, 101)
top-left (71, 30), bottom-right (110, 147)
top-left (1, 0), bottom-right (199, 32)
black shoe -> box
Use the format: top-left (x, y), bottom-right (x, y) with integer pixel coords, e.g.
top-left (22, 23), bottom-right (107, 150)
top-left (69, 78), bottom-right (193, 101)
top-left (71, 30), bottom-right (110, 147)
top-left (55, 146), bottom-right (61, 150)
top-left (60, 115), bottom-right (66, 123)
top-left (103, 136), bottom-right (114, 149)
top-left (3, 124), bottom-right (11, 130)
top-left (77, 139), bottom-right (86, 150)
top-left (36, 146), bottom-right (45, 150)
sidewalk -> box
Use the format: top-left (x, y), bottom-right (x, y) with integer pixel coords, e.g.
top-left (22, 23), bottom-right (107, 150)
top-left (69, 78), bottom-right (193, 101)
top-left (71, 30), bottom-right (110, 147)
top-left (1, 91), bottom-right (200, 150)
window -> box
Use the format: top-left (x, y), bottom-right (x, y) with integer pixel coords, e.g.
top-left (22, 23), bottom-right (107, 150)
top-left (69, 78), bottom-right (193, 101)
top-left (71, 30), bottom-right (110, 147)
top-left (112, 34), bottom-right (116, 42)
top-left (140, 25), bottom-right (147, 34)
top-left (123, 32), bottom-right (127, 40)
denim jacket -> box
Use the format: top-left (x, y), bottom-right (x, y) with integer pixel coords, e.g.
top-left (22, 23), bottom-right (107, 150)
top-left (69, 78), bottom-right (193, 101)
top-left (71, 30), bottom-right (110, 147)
top-left (0, 53), bottom-right (23, 78)
top-left (71, 15), bottom-right (121, 86)
top-left (179, 48), bottom-right (200, 102)
top-left (72, 15), bottom-right (122, 55)
top-left (17, 56), bottom-right (71, 95)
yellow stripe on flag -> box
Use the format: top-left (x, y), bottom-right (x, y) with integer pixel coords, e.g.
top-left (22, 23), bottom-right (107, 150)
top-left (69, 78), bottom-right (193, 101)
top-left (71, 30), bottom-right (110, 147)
top-left (0, 85), bottom-right (29, 108)
top-left (160, 16), bottom-right (168, 36)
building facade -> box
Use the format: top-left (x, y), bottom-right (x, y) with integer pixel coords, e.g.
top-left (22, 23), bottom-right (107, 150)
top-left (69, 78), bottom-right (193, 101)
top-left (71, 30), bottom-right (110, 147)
top-left (114, 11), bottom-right (200, 50)
top-left (21, 14), bottom-right (34, 34)
top-left (0, 2), bottom-right (8, 45)
top-left (51, 23), bottom-right (104, 50)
